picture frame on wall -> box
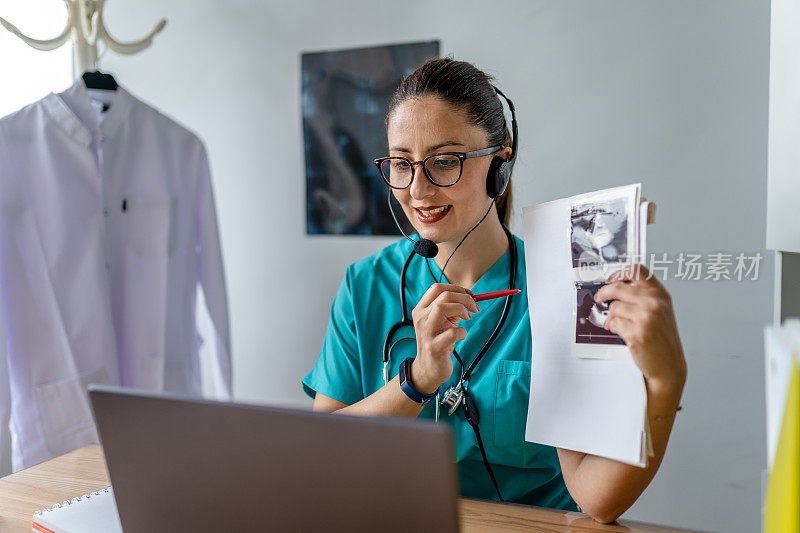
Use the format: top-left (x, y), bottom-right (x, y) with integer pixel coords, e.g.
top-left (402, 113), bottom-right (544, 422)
top-left (302, 40), bottom-right (440, 235)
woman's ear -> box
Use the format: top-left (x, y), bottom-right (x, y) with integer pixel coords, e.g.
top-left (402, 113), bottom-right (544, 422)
top-left (501, 146), bottom-right (513, 162)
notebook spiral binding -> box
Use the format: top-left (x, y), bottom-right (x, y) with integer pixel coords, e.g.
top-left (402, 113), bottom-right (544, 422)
top-left (33, 487), bottom-right (112, 516)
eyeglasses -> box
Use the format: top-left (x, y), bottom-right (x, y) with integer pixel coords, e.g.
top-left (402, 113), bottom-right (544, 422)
top-left (374, 146), bottom-right (502, 189)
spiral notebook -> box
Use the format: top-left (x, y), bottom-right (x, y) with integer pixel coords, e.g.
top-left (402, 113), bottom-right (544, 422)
top-left (32, 487), bottom-right (122, 533)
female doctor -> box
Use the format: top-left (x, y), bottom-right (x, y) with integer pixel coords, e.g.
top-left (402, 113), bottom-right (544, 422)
top-left (302, 58), bottom-right (687, 523)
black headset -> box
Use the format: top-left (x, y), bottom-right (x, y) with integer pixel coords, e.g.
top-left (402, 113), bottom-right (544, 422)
top-left (485, 86), bottom-right (518, 200)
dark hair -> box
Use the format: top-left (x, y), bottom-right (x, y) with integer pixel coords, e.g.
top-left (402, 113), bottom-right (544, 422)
top-left (386, 57), bottom-right (514, 226)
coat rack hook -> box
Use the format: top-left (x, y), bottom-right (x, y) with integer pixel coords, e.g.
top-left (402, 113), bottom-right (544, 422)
top-left (0, 0), bottom-right (166, 77)
top-left (0, 0), bottom-right (72, 52)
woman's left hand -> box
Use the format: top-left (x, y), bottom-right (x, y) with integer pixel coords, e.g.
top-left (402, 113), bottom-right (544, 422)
top-left (594, 264), bottom-right (687, 395)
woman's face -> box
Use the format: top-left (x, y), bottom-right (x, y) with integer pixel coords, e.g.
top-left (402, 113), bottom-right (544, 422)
top-left (386, 95), bottom-right (507, 246)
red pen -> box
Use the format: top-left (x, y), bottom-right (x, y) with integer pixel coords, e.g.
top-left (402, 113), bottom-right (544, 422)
top-left (472, 289), bottom-right (521, 302)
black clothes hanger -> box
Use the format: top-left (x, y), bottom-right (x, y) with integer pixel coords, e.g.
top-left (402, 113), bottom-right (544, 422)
top-left (82, 71), bottom-right (118, 92)
top-left (82, 71), bottom-right (117, 112)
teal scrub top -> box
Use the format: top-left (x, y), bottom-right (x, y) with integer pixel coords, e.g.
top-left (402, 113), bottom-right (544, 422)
top-left (302, 236), bottom-right (578, 510)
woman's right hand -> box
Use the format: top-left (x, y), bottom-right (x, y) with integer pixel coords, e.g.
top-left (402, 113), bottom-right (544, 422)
top-left (410, 283), bottom-right (480, 394)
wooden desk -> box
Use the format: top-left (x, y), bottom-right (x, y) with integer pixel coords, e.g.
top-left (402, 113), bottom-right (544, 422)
top-left (0, 445), bottom-right (702, 532)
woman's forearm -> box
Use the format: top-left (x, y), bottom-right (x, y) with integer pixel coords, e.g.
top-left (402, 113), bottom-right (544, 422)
top-left (558, 376), bottom-right (685, 523)
top-left (335, 366), bottom-right (429, 418)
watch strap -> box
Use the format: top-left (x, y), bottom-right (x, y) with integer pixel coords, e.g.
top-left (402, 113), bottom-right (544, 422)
top-left (398, 358), bottom-right (438, 406)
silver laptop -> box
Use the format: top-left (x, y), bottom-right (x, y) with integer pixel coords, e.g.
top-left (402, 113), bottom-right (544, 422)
top-left (88, 385), bottom-right (459, 532)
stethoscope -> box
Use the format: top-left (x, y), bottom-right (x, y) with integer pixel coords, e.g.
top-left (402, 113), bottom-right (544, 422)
top-left (381, 224), bottom-right (518, 422)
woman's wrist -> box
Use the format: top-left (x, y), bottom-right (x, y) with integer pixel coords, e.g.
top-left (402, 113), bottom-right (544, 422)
top-left (410, 358), bottom-right (440, 395)
top-left (645, 373), bottom-right (685, 418)
top-left (645, 367), bottom-right (686, 399)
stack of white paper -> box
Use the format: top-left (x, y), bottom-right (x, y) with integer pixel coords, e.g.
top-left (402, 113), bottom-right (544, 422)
top-left (523, 184), bottom-right (653, 467)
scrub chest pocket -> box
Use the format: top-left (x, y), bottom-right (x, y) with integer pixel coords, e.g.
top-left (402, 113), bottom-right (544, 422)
top-left (493, 359), bottom-right (531, 451)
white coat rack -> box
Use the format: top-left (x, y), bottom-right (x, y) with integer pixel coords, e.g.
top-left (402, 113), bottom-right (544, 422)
top-left (0, 0), bottom-right (166, 78)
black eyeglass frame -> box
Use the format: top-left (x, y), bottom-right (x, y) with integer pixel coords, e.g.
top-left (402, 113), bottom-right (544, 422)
top-left (373, 146), bottom-right (502, 189)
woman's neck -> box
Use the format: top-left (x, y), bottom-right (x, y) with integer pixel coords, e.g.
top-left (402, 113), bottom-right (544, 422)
top-left (433, 207), bottom-right (509, 290)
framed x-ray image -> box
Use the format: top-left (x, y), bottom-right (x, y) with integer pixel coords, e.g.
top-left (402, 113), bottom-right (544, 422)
top-left (303, 40), bottom-right (440, 235)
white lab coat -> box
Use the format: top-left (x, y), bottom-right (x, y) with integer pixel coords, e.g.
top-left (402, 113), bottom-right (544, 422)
top-left (0, 79), bottom-right (231, 471)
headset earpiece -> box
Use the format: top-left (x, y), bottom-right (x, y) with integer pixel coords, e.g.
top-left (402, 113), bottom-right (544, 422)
top-left (486, 156), bottom-right (511, 199)
top-left (486, 157), bottom-right (514, 199)
top-left (486, 86), bottom-right (518, 200)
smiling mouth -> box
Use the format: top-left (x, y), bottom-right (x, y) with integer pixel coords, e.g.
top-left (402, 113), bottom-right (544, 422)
top-left (415, 205), bottom-right (452, 223)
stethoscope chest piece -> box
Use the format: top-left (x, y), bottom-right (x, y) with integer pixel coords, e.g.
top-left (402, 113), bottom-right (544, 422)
top-left (440, 381), bottom-right (464, 416)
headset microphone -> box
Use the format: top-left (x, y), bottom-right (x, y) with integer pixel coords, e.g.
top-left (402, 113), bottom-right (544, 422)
top-left (413, 239), bottom-right (438, 259)
top-left (387, 191), bottom-right (439, 259)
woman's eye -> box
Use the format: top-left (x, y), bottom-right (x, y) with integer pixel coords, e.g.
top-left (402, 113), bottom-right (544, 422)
top-left (433, 157), bottom-right (458, 168)
top-left (392, 160), bottom-right (411, 170)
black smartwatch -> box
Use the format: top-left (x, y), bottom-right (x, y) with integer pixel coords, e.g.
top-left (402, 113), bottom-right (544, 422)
top-left (398, 358), bottom-right (438, 406)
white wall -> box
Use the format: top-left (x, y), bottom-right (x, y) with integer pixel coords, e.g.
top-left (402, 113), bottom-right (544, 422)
top-left (34, 1), bottom-right (771, 531)
top-left (767, 0), bottom-right (800, 252)
top-left (0, 0), bottom-right (72, 116)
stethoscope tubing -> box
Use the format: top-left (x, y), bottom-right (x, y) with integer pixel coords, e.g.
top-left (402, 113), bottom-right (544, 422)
top-left (382, 226), bottom-right (518, 386)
